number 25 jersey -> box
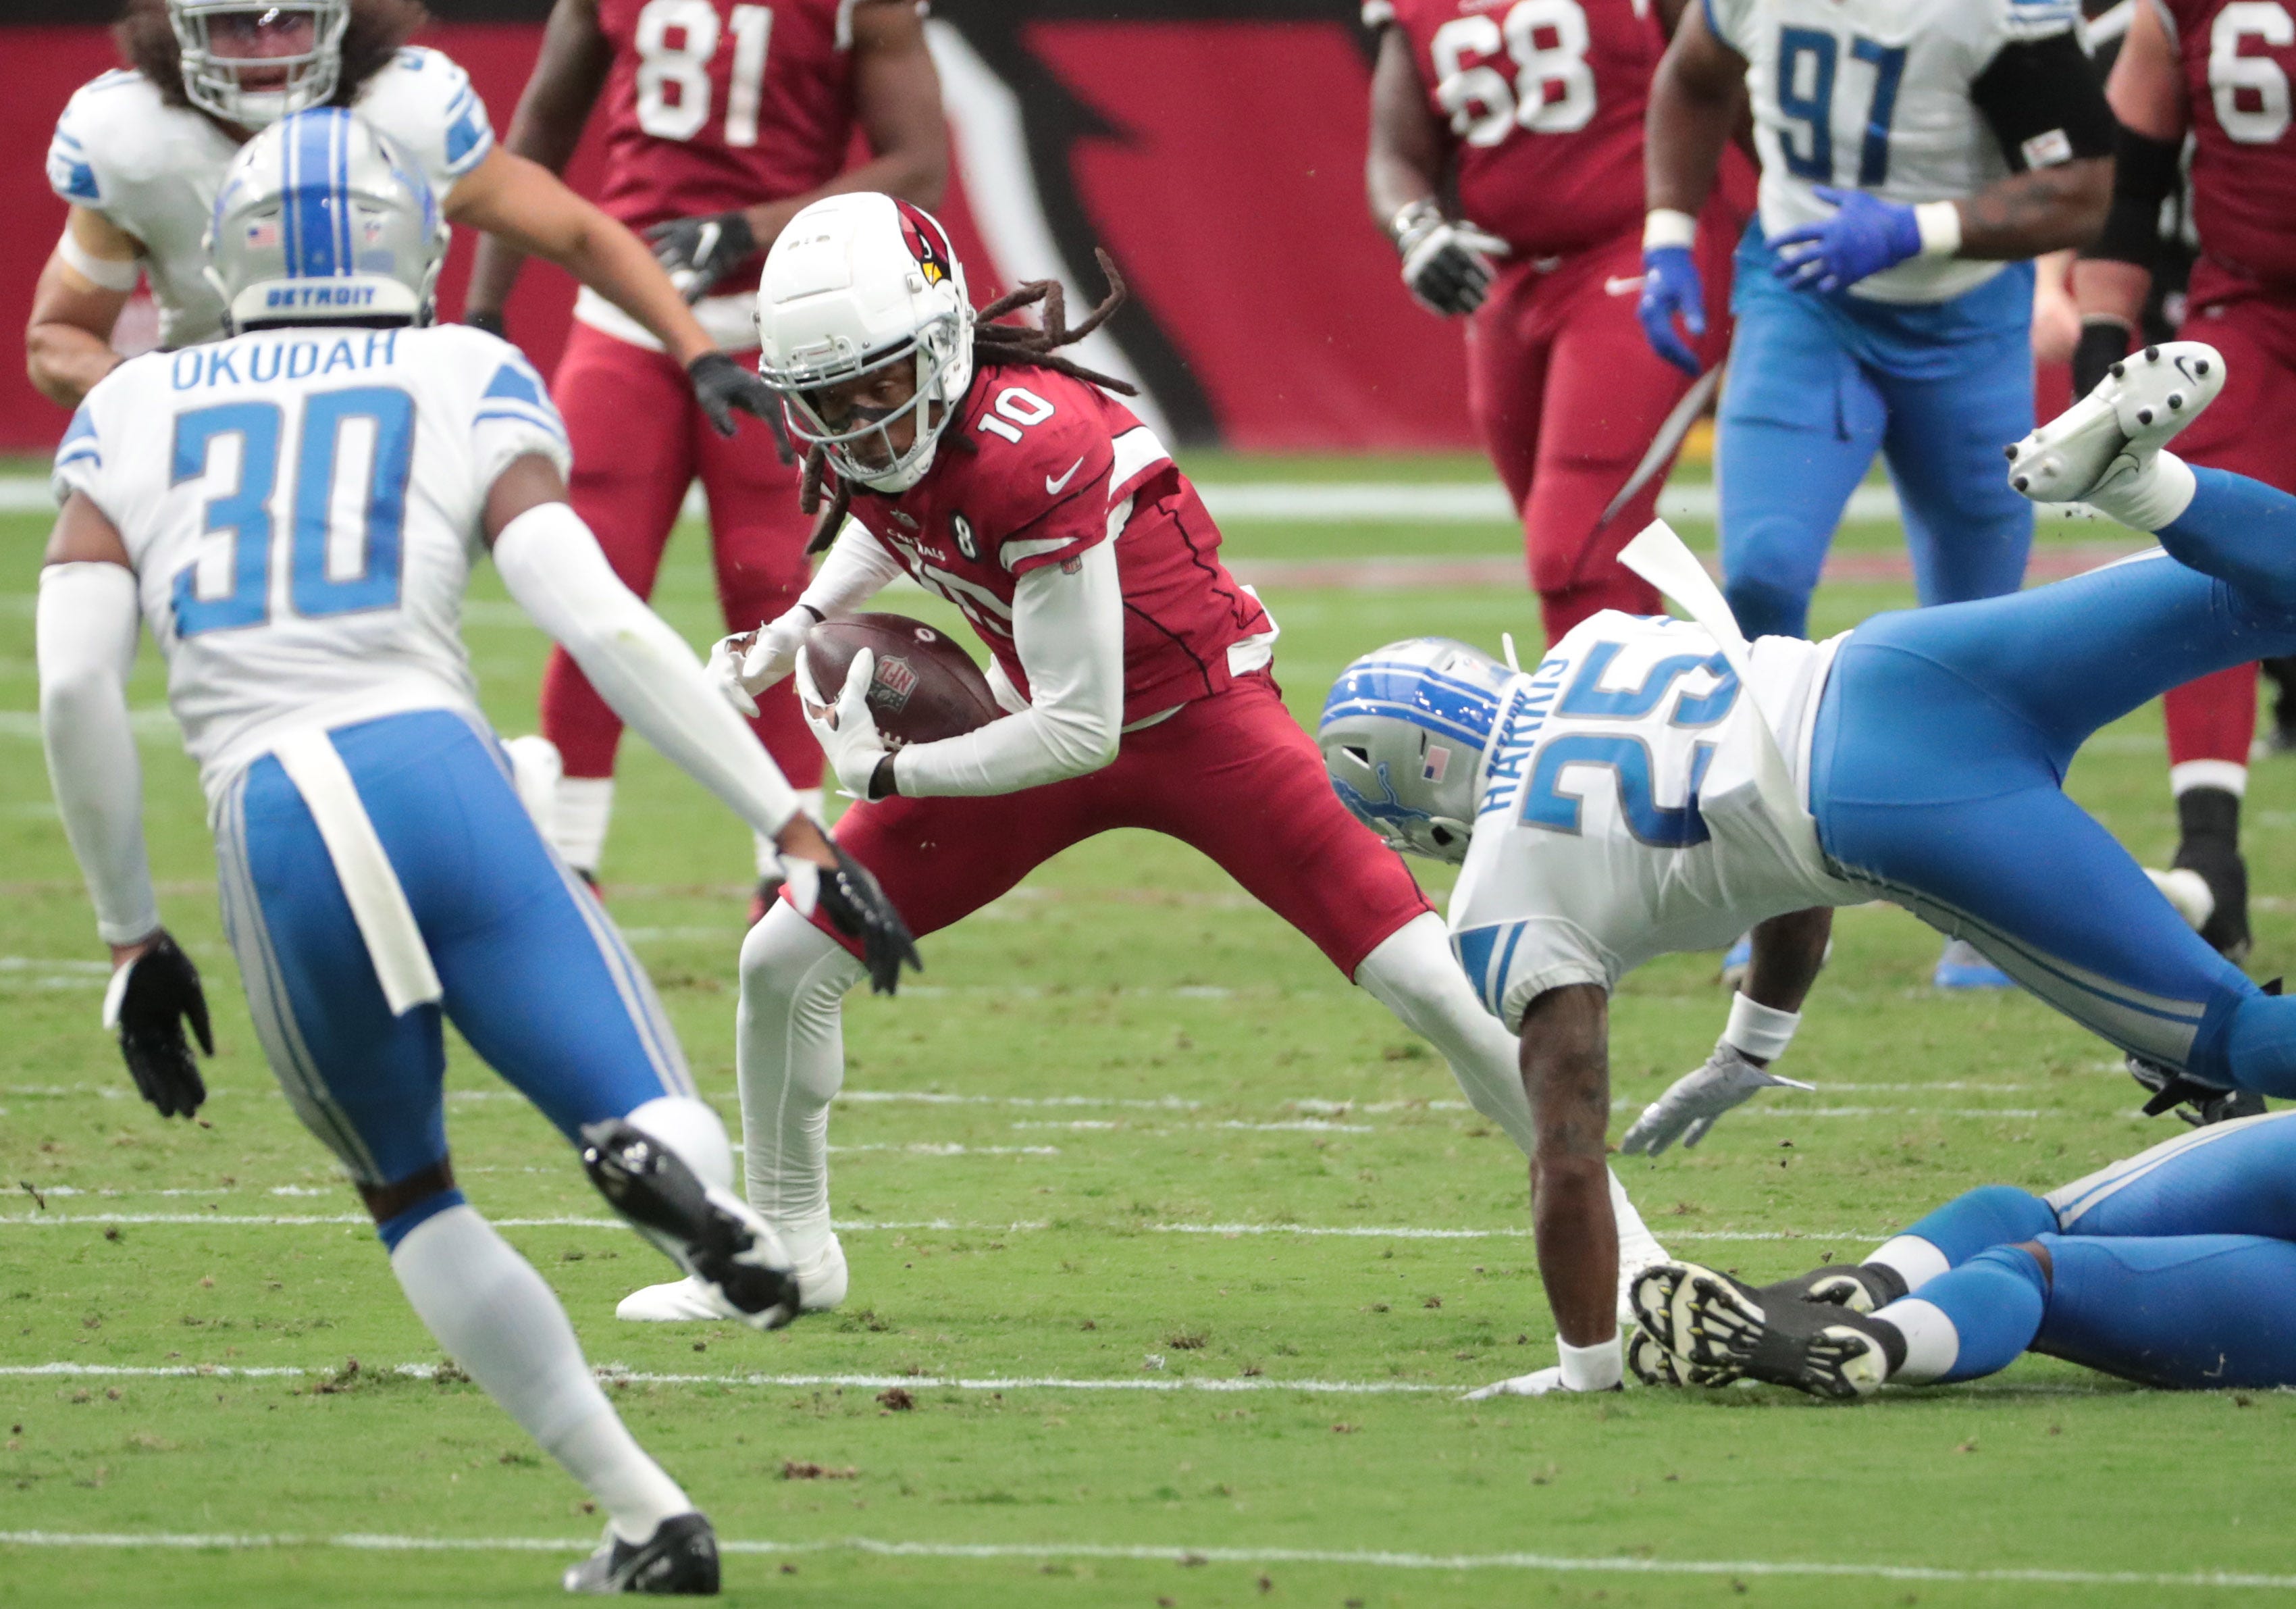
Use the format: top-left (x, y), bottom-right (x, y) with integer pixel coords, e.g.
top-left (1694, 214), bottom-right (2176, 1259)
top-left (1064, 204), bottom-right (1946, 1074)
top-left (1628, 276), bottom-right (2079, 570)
top-left (1446, 610), bottom-right (1856, 1029)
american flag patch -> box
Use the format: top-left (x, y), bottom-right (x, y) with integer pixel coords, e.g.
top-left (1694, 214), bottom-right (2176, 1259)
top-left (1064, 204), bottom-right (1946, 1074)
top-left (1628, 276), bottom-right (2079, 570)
top-left (1422, 745), bottom-right (1451, 784)
top-left (245, 220), bottom-right (281, 249)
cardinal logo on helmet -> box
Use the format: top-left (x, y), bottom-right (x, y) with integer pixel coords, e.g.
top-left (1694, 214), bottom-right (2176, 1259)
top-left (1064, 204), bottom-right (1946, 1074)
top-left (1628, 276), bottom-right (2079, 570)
top-left (895, 201), bottom-right (954, 287)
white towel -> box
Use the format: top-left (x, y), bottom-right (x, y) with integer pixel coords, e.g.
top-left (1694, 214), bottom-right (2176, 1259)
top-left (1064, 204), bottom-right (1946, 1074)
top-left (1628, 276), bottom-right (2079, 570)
top-left (270, 728), bottom-right (443, 1017)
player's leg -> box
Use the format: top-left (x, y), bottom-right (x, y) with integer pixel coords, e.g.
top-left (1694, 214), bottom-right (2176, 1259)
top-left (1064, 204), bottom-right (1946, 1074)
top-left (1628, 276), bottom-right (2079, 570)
top-left (694, 409), bottom-right (824, 906)
top-left (211, 732), bottom-right (713, 1585)
top-left (1465, 257), bottom-right (1555, 621)
top-left (1517, 241), bottom-right (1678, 643)
top-left (1713, 249), bottom-right (1887, 640)
top-left (538, 324), bottom-right (697, 879)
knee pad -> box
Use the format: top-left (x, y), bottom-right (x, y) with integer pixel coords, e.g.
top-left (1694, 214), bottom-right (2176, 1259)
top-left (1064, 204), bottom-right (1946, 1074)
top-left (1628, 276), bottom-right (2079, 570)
top-left (625, 1094), bottom-right (735, 1195)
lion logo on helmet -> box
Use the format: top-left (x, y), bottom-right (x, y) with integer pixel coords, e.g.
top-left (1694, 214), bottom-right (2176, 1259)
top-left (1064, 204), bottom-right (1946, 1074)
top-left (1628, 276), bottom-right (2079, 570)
top-left (895, 201), bottom-right (955, 288)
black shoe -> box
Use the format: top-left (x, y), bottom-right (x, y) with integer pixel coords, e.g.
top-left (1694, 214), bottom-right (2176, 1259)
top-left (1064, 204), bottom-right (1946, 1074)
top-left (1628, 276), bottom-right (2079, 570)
top-left (581, 1119), bottom-right (799, 1330)
top-left (1756, 1261), bottom-right (1908, 1314)
top-left (563, 1512), bottom-right (720, 1595)
top-left (2174, 788), bottom-right (2251, 962)
top-left (2127, 1053), bottom-right (2266, 1127)
top-left (1668, 1263), bottom-right (1902, 1400)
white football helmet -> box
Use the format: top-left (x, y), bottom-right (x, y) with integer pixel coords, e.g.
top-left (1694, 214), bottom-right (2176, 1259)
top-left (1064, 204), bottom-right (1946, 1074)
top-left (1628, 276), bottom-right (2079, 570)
top-left (1320, 638), bottom-right (1516, 863)
top-left (204, 108), bottom-right (445, 330)
top-left (170, 0), bottom-right (351, 131)
top-left (754, 193), bottom-right (975, 494)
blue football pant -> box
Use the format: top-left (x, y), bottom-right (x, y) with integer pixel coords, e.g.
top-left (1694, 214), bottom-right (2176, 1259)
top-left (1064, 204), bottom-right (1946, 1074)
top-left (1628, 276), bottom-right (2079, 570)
top-left (1811, 467), bottom-right (2296, 1092)
top-left (1884, 1112), bottom-right (2296, 1387)
top-left (1716, 238), bottom-right (2035, 640)
top-left (213, 709), bottom-right (693, 1247)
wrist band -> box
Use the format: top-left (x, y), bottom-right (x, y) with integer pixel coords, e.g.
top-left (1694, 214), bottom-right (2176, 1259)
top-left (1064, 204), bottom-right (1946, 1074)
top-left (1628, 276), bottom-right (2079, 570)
top-left (1557, 1333), bottom-right (1623, 1391)
top-left (1389, 199), bottom-right (1442, 249)
top-left (57, 228), bottom-right (142, 293)
top-left (1642, 209), bottom-right (1697, 251)
top-left (1914, 201), bottom-right (1963, 259)
top-left (1723, 991), bottom-right (1801, 1062)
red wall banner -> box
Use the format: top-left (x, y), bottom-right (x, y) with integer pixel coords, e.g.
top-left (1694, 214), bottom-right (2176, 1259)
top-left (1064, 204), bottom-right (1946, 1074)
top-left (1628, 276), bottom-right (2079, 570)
top-left (2, 9), bottom-right (1476, 457)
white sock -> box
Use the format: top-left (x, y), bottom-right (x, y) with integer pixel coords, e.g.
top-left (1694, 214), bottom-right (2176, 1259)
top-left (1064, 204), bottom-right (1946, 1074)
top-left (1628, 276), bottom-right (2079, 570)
top-left (2170, 760), bottom-right (2248, 799)
top-left (625, 1093), bottom-right (735, 1194)
top-left (1353, 912), bottom-right (1538, 1154)
top-left (1866, 1233), bottom-right (1952, 1293)
top-left (2090, 446), bottom-right (2197, 532)
top-left (1557, 1332), bottom-right (1623, 1391)
top-left (390, 1204), bottom-right (689, 1542)
top-left (754, 789), bottom-right (825, 878)
top-left (737, 904), bottom-right (864, 1265)
top-left (1872, 1296), bottom-right (1958, 1384)
top-left (554, 776), bottom-right (615, 875)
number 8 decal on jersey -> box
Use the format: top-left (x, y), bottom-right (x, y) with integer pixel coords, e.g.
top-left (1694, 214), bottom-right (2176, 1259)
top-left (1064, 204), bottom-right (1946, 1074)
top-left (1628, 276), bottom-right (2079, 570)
top-left (1431, 0), bottom-right (1598, 148)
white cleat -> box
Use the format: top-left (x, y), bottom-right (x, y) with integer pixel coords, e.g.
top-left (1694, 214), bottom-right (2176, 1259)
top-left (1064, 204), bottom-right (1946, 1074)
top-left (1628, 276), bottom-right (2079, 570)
top-left (2005, 341), bottom-right (2225, 507)
top-left (1461, 1366), bottom-right (1568, 1400)
top-left (615, 1234), bottom-right (848, 1323)
top-left (2146, 866), bottom-right (2216, 934)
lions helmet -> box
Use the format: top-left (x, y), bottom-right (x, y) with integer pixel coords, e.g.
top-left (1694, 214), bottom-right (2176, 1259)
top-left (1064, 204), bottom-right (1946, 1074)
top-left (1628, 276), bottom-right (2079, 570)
top-left (204, 107), bottom-right (445, 331)
top-left (1320, 638), bottom-right (1515, 863)
top-left (754, 193), bottom-right (975, 494)
top-left (169, 0), bottom-right (351, 131)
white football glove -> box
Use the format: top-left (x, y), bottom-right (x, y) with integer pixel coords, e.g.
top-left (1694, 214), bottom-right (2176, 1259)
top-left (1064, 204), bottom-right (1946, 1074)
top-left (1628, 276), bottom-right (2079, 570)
top-left (707, 607), bottom-right (814, 717)
top-left (795, 645), bottom-right (891, 799)
top-left (1619, 1044), bottom-right (1813, 1157)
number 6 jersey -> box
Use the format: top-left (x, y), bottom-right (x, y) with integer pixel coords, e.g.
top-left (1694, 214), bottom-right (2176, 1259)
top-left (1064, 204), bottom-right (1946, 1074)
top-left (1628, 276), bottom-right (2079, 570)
top-left (1446, 609), bottom-right (1860, 1029)
top-left (50, 325), bottom-right (569, 802)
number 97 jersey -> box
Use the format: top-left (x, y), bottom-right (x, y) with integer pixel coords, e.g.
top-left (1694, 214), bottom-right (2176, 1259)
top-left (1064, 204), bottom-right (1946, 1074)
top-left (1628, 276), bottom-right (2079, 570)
top-left (1365, 0), bottom-right (1665, 260)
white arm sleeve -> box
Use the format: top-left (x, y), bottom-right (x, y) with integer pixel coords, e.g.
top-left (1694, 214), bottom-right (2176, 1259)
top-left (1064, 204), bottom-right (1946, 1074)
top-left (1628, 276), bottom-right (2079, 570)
top-left (493, 502), bottom-right (802, 840)
top-left (797, 519), bottom-right (906, 619)
top-left (37, 561), bottom-right (159, 946)
top-left (891, 540), bottom-right (1124, 798)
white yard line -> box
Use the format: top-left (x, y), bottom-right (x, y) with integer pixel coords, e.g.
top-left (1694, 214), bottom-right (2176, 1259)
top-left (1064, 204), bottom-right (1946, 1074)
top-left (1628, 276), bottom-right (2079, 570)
top-left (0, 1527), bottom-right (2282, 1589)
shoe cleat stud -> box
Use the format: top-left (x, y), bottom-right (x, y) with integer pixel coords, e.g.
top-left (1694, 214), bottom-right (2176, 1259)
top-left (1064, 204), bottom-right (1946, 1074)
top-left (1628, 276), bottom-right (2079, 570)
top-left (2144, 344), bottom-right (2161, 360)
top-left (2136, 407), bottom-right (2154, 426)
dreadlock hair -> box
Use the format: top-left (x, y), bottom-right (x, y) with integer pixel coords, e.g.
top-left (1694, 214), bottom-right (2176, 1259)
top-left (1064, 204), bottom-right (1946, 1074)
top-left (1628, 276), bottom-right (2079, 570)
top-left (802, 250), bottom-right (1138, 554)
top-left (115, 0), bottom-right (431, 118)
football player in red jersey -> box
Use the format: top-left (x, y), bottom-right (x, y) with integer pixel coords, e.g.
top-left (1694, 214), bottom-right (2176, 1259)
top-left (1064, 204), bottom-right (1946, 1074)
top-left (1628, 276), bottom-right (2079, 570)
top-left (465, 0), bottom-right (947, 907)
top-left (614, 195), bottom-right (1672, 1389)
top-left (2072, 0), bottom-right (2296, 963)
top-left (1363, 0), bottom-right (1752, 646)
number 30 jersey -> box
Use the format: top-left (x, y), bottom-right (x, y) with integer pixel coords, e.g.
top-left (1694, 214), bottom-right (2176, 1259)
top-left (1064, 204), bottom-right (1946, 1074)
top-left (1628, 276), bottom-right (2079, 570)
top-left (1367, 0), bottom-right (1663, 261)
top-left (1446, 611), bottom-right (1858, 1030)
top-left (1705, 0), bottom-right (2081, 303)
top-left (50, 326), bottom-right (571, 801)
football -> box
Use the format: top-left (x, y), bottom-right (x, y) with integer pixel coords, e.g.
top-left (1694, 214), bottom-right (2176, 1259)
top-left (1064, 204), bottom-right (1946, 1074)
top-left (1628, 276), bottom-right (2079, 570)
top-left (802, 612), bottom-right (1002, 747)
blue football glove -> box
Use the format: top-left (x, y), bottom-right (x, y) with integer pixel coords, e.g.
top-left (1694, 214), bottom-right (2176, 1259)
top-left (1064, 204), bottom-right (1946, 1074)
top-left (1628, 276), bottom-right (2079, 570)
top-left (1636, 245), bottom-right (1706, 376)
top-left (1770, 186), bottom-right (1924, 294)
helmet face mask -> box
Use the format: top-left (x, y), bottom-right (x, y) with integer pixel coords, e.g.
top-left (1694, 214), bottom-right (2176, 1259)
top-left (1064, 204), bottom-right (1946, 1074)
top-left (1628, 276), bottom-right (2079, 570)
top-left (1320, 638), bottom-right (1516, 865)
top-left (170, 0), bottom-right (350, 131)
top-left (203, 107), bottom-right (445, 332)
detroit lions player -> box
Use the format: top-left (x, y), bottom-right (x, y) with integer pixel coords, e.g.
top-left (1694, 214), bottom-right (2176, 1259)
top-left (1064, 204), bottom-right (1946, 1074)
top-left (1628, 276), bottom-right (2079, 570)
top-left (37, 110), bottom-right (913, 1593)
top-left (1633, 1109), bottom-right (2296, 1396)
top-left (31, 0), bottom-right (775, 438)
top-left (1640, 0), bottom-right (2117, 988)
top-left (1324, 340), bottom-right (2296, 1396)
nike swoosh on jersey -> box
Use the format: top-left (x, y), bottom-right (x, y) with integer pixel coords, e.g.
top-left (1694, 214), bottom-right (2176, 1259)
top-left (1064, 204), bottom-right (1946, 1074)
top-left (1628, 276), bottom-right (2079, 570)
top-left (1604, 275), bottom-right (1646, 297)
top-left (1045, 457), bottom-right (1087, 495)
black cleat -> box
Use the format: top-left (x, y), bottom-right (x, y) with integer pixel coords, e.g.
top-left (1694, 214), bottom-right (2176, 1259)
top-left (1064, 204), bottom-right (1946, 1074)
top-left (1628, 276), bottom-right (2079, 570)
top-left (563, 1512), bottom-right (721, 1595)
top-left (2127, 1054), bottom-right (2266, 1127)
top-left (1757, 1262), bottom-right (1908, 1314)
top-left (1626, 1324), bottom-right (1740, 1388)
top-left (581, 1120), bottom-right (799, 1330)
top-left (1667, 1263), bottom-right (1900, 1400)
top-left (2173, 788), bottom-right (2251, 962)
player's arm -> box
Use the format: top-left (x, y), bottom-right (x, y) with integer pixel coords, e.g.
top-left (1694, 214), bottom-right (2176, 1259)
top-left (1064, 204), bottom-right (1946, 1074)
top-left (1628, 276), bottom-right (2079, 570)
top-left (481, 454), bottom-right (918, 988)
top-left (650, 0), bottom-right (949, 300)
top-left (1640, 2), bottom-right (1746, 371)
top-left (463, 0), bottom-right (611, 329)
top-left (713, 520), bottom-right (907, 715)
top-left (1363, 21), bottom-right (1508, 317)
top-left (1517, 984), bottom-right (1620, 1362)
top-left (2075, 0), bottom-right (2189, 389)
top-left (38, 493), bottom-right (213, 1119)
top-left (24, 207), bottom-right (143, 410)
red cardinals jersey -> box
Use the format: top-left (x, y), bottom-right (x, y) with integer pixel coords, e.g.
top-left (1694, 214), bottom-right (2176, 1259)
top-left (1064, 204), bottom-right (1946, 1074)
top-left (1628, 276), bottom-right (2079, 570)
top-left (845, 365), bottom-right (1276, 725)
top-left (592, 0), bottom-right (861, 278)
top-left (1369, 0), bottom-right (1661, 259)
top-left (2166, 0), bottom-right (2296, 288)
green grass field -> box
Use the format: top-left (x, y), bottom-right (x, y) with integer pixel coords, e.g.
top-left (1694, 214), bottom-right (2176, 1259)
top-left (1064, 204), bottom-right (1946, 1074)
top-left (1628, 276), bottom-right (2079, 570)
top-left (3, 453), bottom-right (2295, 1607)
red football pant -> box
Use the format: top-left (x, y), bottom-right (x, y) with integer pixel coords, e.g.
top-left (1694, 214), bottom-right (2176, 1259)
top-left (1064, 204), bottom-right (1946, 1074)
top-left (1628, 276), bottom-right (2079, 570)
top-left (799, 673), bottom-right (1434, 977)
top-left (1468, 222), bottom-right (1737, 648)
top-left (540, 321), bottom-right (823, 788)
top-left (2162, 291), bottom-right (2296, 775)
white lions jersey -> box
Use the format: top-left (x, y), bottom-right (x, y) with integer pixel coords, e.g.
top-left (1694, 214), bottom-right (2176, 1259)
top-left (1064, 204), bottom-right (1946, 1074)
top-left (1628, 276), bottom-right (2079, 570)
top-left (47, 49), bottom-right (494, 351)
top-left (50, 324), bottom-right (568, 801)
top-left (1447, 611), bottom-right (1862, 1031)
top-left (1704, 0), bottom-right (2081, 303)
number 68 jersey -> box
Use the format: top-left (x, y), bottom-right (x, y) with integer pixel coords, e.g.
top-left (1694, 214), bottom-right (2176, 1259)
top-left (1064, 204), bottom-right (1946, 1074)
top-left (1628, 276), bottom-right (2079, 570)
top-left (1446, 611), bottom-right (1860, 1031)
top-left (50, 325), bottom-right (571, 803)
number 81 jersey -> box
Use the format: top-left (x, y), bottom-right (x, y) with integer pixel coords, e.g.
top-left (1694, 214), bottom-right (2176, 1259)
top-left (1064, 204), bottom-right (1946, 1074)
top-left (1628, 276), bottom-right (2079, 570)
top-left (1445, 611), bottom-right (1854, 1029)
top-left (1366, 0), bottom-right (1663, 260)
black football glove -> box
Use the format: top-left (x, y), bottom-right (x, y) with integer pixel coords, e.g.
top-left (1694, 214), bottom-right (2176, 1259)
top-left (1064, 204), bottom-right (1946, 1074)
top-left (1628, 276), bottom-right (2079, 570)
top-left (815, 840), bottom-right (922, 996)
top-left (687, 351), bottom-right (796, 461)
top-left (2073, 317), bottom-right (2134, 399)
top-left (646, 210), bottom-right (760, 303)
top-left (463, 307), bottom-right (508, 340)
top-left (107, 931), bottom-right (213, 1120)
